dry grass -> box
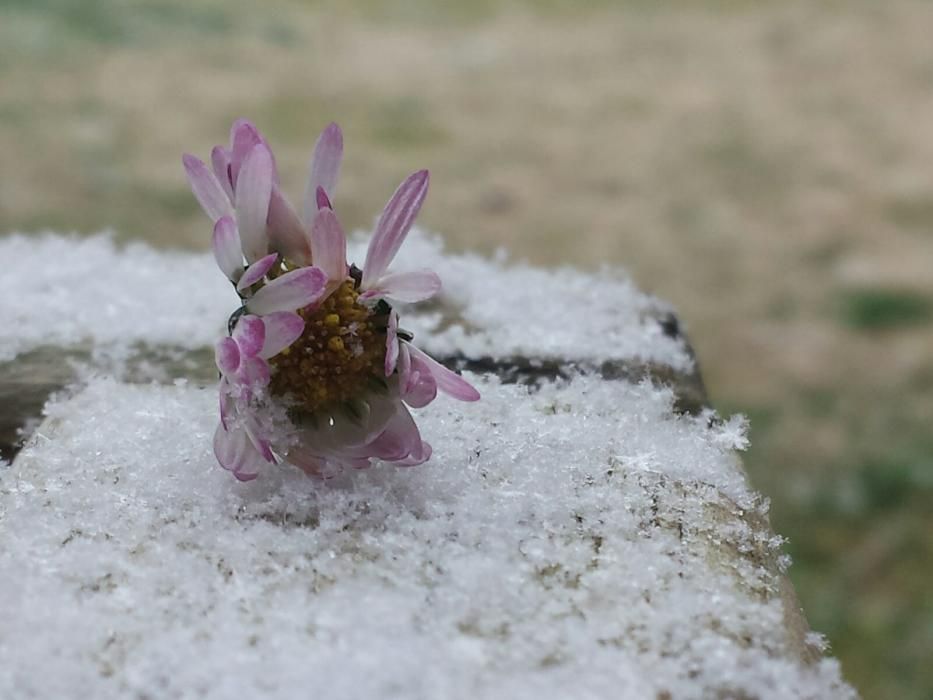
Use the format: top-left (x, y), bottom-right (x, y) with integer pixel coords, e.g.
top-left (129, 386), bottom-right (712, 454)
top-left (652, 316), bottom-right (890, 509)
top-left (2, 1), bottom-right (932, 697)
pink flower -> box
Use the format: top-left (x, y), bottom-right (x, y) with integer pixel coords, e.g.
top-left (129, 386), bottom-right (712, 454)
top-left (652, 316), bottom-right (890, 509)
top-left (183, 128), bottom-right (275, 265)
top-left (213, 312), bottom-right (304, 481)
top-left (185, 120), bottom-right (479, 481)
top-left (184, 120), bottom-right (343, 267)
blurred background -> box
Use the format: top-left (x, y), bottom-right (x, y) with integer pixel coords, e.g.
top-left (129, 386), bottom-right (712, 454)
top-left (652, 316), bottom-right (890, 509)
top-left (1, 1), bottom-right (931, 697)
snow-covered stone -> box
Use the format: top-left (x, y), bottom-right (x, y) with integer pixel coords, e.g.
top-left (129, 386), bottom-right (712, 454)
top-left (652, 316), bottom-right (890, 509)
top-left (0, 232), bottom-right (855, 699)
top-left (0, 230), bottom-right (688, 369)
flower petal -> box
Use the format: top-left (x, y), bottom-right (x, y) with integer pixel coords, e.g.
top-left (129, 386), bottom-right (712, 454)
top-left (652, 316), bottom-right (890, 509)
top-left (235, 144), bottom-right (274, 263)
top-left (258, 311), bottom-right (305, 359)
top-left (236, 355), bottom-right (271, 388)
top-left (407, 344), bottom-right (480, 401)
top-left (218, 384), bottom-right (233, 430)
top-left (236, 253), bottom-right (278, 293)
top-left (268, 186), bottom-right (312, 265)
top-left (316, 186), bottom-right (332, 211)
top-left (396, 440), bottom-right (431, 467)
top-left (243, 413), bottom-right (275, 463)
top-left (342, 457), bottom-right (375, 470)
top-left (398, 342), bottom-right (412, 391)
top-left (288, 448), bottom-right (330, 479)
top-left (183, 154), bottom-right (233, 221)
top-left (303, 122), bottom-right (343, 224)
top-left (214, 337), bottom-right (240, 375)
top-left (213, 422), bottom-right (266, 479)
top-left (211, 146), bottom-right (234, 199)
top-left (366, 405), bottom-right (421, 462)
top-left (246, 266), bottom-right (328, 315)
top-left (359, 269), bottom-right (442, 304)
top-left (361, 170), bottom-right (429, 287)
top-left (229, 119), bottom-right (264, 188)
top-left (385, 311), bottom-right (399, 377)
top-left (402, 367), bottom-right (437, 409)
top-left (310, 208), bottom-right (348, 285)
top-left (212, 216), bottom-right (244, 283)
top-left (232, 315), bottom-right (265, 357)
top-left (213, 422), bottom-right (244, 471)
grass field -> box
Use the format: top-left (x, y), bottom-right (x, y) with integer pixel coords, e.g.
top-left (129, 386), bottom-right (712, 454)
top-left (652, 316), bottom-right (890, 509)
top-left (2, 1), bottom-right (932, 697)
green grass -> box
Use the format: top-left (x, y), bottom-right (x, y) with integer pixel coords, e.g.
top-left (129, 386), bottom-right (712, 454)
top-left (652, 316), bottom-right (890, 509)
top-left (0, 1), bottom-right (242, 82)
top-left (743, 394), bottom-right (933, 700)
top-left (0, 0), bottom-right (232, 47)
top-left (837, 288), bottom-right (933, 330)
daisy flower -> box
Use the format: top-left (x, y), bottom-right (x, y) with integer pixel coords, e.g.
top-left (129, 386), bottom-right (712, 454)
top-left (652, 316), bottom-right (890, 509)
top-left (184, 120), bottom-right (479, 481)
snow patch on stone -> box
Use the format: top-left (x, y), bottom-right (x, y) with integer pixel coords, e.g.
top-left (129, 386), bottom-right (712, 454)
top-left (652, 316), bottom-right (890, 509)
top-left (0, 233), bottom-right (231, 361)
top-left (351, 230), bottom-right (691, 370)
top-left (0, 231), bottom-right (689, 370)
top-left (1, 377), bottom-right (854, 700)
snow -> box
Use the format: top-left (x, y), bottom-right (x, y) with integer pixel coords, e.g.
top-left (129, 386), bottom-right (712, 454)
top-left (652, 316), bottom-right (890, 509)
top-left (1, 377), bottom-right (854, 699)
top-left (0, 231), bottom-right (689, 370)
top-left (353, 233), bottom-right (692, 370)
top-left (0, 233), bottom-right (230, 362)
top-left (0, 232), bottom-right (855, 699)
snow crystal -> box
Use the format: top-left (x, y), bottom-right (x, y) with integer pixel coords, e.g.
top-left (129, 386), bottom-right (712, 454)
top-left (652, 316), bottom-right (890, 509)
top-left (0, 231), bottom-right (690, 370)
top-left (1, 377), bottom-right (854, 700)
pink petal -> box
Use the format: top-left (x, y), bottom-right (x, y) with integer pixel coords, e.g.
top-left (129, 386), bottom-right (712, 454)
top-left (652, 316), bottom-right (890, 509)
top-left (236, 253), bottom-right (279, 293)
top-left (214, 337), bottom-right (240, 375)
top-left (212, 216), bottom-right (244, 283)
top-left (384, 311), bottom-right (399, 377)
top-left (243, 414), bottom-right (275, 463)
top-left (341, 457), bottom-right (374, 471)
top-left (396, 440), bottom-right (432, 467)
top-left (213, 423), bottom-right (266, 478)
top-left (211, 146), bottom-right (234, 199)
top-left (218, 381), bottom-right (233, 430)
top-left (290, 452), bottom-right (328, 479)
top-left (235, 144), bottom-right (274, 263)
top-left (402, 367), bottom-right (437, 409)
top-left (407, 345), bottom-right (480, 401)
top-left (359, 269), bottom-right (441, 304)
top-left (361, 170), bottom-right (429, 288)
top-left (398, 343), bottom-right (412, 391)
top-left (229, 119), bottom-right (265, 188)
top-left (246, 266), bottom-right (328, 315)
top-left (303, 122), bottom-right (343, 224)
top-left (268, 186), bottom-right (312, 265)
top-left (316, 186), bottom-right (332, 211)
top-left (367, 406), bottom-right (422, 462)
top-left (258, 311), bottom-right (305, 359)
top-left (183, 154), bottom-right (233, 222)
top-left (232, 315), bottom-right (265, 357)
top-left (213, 422), bottom-right (244, 471)
top-left (310, 208), bottom-right (348, 285)
top-left (236, 355), bottom-right (271, 388)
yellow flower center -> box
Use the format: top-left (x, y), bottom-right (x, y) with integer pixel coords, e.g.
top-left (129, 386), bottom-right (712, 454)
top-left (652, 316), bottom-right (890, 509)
top-left (268, 279), bottom-right (387, 416)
